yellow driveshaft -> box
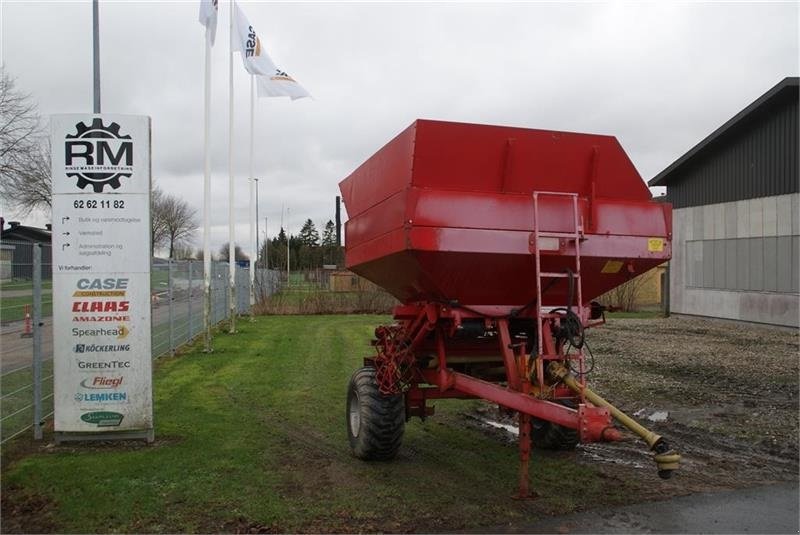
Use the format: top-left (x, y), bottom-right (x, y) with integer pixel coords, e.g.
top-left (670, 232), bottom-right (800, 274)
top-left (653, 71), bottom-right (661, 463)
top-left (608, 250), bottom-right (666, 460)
top-left (548, 362), bottom-right (681, 479)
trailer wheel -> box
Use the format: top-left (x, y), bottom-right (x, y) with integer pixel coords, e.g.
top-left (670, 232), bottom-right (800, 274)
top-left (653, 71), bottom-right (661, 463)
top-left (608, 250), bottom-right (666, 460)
top-left (531, 401), bottom-right (578, 450)
top-left (346, 367), bottom-right (405, 460)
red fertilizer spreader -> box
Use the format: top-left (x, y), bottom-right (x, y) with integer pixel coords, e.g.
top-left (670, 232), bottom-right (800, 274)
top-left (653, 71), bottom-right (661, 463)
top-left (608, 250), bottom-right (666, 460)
top-left (340, 120), bottom-right (680, 497)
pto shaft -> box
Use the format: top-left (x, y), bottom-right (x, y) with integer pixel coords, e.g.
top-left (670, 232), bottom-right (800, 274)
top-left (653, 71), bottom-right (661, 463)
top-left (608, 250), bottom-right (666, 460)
top-left (548, 362), bottom-right (681, 479)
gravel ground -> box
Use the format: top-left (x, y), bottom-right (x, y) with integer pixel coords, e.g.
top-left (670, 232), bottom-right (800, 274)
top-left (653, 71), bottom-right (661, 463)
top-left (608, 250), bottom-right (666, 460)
top-left (581, 316), bottom-right (799, 495)
top-left (473, 315), bottom-right (799, 498)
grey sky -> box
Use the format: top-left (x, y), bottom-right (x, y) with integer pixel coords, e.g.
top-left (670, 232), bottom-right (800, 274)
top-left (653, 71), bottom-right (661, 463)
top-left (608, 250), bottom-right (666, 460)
top-left (1, 1), bottom-right (798, 253)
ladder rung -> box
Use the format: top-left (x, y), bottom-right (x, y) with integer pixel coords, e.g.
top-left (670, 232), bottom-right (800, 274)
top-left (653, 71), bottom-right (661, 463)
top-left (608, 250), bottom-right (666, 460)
top-left (537, 231), bottom-right (584, 239)
top-left (540, 272), bottom-right (581, 278)
top-left (532, 191), bottom-right (579, 198)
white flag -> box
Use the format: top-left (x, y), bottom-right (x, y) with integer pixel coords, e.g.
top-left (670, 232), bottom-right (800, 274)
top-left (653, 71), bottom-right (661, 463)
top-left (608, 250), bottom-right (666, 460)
top-left (232, 2), bottom-right (311, 100)
top-left (198, 0), bottom-right (218, 45)
top-left (256, 69), bottom-right (311, 101)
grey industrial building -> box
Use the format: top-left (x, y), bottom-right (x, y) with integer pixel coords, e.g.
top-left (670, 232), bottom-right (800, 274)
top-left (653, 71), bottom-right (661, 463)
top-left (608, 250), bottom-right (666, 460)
top-left (649, 77), bottom-right (799, 327)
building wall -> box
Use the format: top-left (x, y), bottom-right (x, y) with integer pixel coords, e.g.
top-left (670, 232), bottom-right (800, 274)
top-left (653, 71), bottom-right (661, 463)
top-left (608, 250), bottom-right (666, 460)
top-left (664, 91), bottom-right (798, 208)
top-left (671, 192), bottom-right (800, 327)
top-left (330, 271), bottom-right (381, 292)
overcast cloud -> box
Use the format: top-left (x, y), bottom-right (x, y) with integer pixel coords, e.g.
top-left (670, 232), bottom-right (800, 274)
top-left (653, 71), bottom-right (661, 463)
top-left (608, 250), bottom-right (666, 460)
top-left (1, 1), bottom-right (798, 253)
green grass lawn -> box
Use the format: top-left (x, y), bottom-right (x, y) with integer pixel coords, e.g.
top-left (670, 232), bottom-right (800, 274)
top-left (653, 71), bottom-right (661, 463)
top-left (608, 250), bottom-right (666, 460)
top-left (1, 362), bottom-right (55, 441)
top-left (0, 280), bottom-right (53, 292)
top-left (605, 310), bottom-right (665, 319)
top-left (1, 315), bottom-right (635, 533)
top-left (0, 294), bottom-right (53, 322)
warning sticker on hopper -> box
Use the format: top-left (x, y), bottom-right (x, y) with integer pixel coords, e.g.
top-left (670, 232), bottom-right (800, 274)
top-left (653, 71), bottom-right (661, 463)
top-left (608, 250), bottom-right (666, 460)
top-left (647, 238), bottom-right (665, 252)
top-left (601, 260), bottom-right (624, 274)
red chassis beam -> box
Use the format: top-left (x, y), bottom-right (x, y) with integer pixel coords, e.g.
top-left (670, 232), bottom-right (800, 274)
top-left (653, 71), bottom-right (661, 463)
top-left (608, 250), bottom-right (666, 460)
top-left (419, 368), bottom-right (579, 429)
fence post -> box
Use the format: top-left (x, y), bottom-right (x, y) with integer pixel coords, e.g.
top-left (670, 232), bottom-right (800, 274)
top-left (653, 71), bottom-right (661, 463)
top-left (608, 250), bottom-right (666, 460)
top-left (226, 264), bottom-right (231, 321)
top-left (188, 261), bottom-right (193, 339)
top-left (32, 244), bottom-right (43, 440)
top-left (168, 260), bottom-right (175, 356)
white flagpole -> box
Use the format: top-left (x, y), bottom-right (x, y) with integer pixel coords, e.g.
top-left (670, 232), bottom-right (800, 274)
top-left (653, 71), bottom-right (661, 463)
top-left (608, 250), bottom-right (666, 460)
top-left (286, 206), bottom-right (291, 287)
top-left (227, 0), bottom-right (236, 334)
top-left (248, 74), bottom-right (255, 320)
top-left (203, 22), bottom-right (213, 352)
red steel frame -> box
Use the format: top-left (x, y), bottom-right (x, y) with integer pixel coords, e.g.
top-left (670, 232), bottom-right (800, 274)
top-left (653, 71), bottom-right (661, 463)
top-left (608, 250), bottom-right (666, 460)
top-left (367, 302), bottom-right (621, 499)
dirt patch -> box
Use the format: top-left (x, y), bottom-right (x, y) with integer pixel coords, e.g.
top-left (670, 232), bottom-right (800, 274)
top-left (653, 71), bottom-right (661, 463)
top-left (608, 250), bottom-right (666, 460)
top-left (0, 487), bottom-right (58, 534)
top-left (470, 316), bottom-right (799, 497)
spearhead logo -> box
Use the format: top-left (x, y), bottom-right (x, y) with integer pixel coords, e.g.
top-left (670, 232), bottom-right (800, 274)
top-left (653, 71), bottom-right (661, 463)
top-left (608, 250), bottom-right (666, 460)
top-left (64, 118), bottom-right (133, 192)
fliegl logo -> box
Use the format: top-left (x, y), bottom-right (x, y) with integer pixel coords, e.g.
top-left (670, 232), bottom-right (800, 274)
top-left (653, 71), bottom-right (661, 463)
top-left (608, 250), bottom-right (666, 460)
top-left (64, 118), bottom-right (133, 192)
top-left (80, 376), bottom-right (124, 389)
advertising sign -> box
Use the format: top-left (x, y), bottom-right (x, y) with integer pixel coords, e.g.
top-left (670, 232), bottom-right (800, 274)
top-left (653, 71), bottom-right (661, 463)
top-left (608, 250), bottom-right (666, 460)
top-left (51, 115), bottom-right (153, 435)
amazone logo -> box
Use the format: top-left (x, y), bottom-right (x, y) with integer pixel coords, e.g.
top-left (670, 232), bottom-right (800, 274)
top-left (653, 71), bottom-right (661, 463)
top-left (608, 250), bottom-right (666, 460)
top-left (80, 411), bottom-right (124, 427)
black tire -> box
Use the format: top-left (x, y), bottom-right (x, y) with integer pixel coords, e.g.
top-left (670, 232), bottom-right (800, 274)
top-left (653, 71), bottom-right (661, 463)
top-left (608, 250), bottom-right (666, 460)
top-left (531, 400), bottom-right (579, 450)
top-left (346, 367), bottom-right (405, 460)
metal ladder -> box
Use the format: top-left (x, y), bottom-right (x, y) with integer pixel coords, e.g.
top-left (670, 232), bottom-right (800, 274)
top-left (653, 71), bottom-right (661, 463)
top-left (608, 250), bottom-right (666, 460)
top-left (531, 191), bottom-right (585, 377)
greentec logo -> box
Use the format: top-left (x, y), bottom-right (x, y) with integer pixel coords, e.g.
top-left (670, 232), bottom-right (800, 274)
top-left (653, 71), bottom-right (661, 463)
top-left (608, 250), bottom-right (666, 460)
top-left (80, 411), bottom-right (123, 427)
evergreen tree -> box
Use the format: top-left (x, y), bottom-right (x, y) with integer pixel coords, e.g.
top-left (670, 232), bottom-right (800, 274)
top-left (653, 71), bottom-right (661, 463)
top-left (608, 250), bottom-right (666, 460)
top-left (322, 220), bottom-right (336, 247)
top-left (298, 219), bottom-right (320, 247)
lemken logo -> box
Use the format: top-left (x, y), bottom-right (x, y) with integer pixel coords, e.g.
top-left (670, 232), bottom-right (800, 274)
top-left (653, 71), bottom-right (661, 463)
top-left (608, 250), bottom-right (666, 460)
top-left (81, 411), bottom-right (124, 427)
top-left (74, 392), bottom-right (127, 403)
top-left (64, 118), bottom-right (133, 192)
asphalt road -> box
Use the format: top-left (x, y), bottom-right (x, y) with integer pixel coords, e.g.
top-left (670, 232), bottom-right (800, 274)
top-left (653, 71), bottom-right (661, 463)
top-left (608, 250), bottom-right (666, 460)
top-left (485, 482), bottom-right (800, 534)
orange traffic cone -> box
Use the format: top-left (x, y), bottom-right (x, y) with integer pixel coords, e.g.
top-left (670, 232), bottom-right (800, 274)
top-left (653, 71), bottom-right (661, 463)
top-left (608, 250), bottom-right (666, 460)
top-left (20, 304), bottom-right (33, 338)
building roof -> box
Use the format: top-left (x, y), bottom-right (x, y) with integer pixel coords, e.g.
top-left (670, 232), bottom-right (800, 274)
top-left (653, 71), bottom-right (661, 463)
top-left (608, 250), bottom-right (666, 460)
top-left (0, 223), bottom-right (52, 243)
top-left (649, 77), bottom-right (799, 187)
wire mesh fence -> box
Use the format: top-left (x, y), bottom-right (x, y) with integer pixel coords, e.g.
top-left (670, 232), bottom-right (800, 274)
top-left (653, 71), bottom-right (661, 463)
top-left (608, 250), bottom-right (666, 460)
top-left (1, 240), bottom-right (276, 444)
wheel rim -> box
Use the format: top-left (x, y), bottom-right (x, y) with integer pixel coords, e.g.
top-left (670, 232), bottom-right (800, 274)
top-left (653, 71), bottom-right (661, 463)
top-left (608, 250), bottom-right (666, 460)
top-left (348, 391), bottom-right (361, 437)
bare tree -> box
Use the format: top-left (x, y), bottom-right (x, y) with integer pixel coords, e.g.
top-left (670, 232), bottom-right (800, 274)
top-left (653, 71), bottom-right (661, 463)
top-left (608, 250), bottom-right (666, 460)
top-left (170, 244), bottom-right (195, 260)
top-left (219, 242), bottom-right (249, 262)
top-left (598, 273), bottom-right (649, 312)
top-left (163, 196), bottom-right (197, 259)
top-left (151, 185), bottom-right (198, 258)
top-left (0, 69), bottom-right (51, 214)
top-left (151, 185), bottom-right (170, 254)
